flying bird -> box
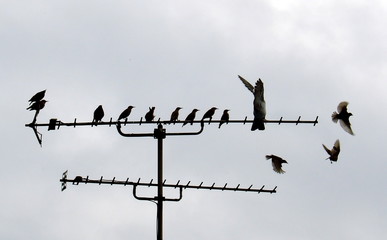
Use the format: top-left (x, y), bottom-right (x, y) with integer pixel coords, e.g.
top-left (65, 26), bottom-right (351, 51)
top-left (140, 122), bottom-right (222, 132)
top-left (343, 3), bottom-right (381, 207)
top-left (182, 109), bottom-right (199, 127)
top-left (201, 107), bottom-right (218, 124)
top-left (28, 90), bottom-right (46, 105)
top-left (219, 109), bottom-right (230, 128)
top-left (92, 105), bottom-right (104, 126)
top-left (322, 139), bottom-right (340, 163)
top-left (332, 101), bottom-right (354, 135)
top-left (265, 154), bottom-right (288, 174)
top-left (26, 100), bottom-right (47, 111)
top-left (118, 106), bottom-right (135, 121)
top-left (238, 75), bottom-right (266, 131)
top-left (145, 107), bottom-right (155, 122)
top-left (170, 107), bottom-right (182, 124)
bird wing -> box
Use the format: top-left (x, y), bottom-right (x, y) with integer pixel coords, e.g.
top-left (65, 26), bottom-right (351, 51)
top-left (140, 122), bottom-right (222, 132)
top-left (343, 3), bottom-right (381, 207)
top-left (322, 144), bottom-right (332, 155)
top-left (332, 139), bottom-right (341, 155)
top-left (238, 75), bottom-right (254, 94)
top-left (337, 101), bottom-right (349, 113)
top-left (339, 119), bottom-right (354, 135)
top-left (266, 155), bottom-right (285, 174)
top-left (272, 160), bottom-right (285, 174)
top-left (333, 139), bottom-right (340, 150)
top-left (254, 79), bottom-right (264, 100)
top-left (118, 109), bottom-right (128, 120)
top-left (29, 90), bottom-right (46, 102)
top-left (220, 111), bottom-right (229, 121)
top-left (94, 106), bottom-right (104, 119)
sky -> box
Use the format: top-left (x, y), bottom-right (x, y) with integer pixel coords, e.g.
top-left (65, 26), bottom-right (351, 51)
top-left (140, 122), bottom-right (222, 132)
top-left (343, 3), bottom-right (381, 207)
top-left (1, 0), bottom-right (386, 239)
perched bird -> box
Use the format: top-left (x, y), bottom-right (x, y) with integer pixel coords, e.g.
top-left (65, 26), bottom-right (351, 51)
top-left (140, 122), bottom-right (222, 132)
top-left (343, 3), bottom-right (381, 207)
top-left (118, 106), bottom-right (135, 121)
top-left (73, 176), bottom-right (83, 184)
top-left (201, 107), bottom-right (218, 124)
top-left (322, 139), bottom-right (340, 163)
top-left (145, 107), bottom-right (155, 122)
top-left (92, 105), bottom-right (104, 126)
top-left (219, 109), bottom-right (230, 128)
top-left (28, 90), bottom-right (46, 105)
top-left (238, 75), bottom-right (266, 131)
top-left (26, 100), bottom-right (47, 111)
top-left (170, 107), bottom-right (182, 124)
top-left (265, 155), bottom-right (288, 174)
top-left (332, 101), bottom-right (354, 135)
top-left (182, 109), bottom-right (199, 127)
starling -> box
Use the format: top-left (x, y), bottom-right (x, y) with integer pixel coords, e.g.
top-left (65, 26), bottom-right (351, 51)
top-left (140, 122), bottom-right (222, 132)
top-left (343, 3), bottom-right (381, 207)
top-left (322, 139), bottom-right (340, 163)
top-left (145, 107), bottom-right (155, 122)
top-left (238, 75), bottom-right (266, 131)
top-left (92, 105), bottom-right (104, 126)
top-left (182, 109), bottom-right (199, 127)
top-left (265, 154), bottom-right (288, 174)
top-left (28, 90), bottom-right (46, 105)
top-left (170, 107), bottom-right (182, 124)
top-left (73, 176), bottom-right (83, 182)
top-left (332, 101), bottom-right (354, 135)
top-left (201, 107), bottom-right (218, 124)
top-left (118, 106), bottom-right (135, 121)
top-left (219, 109), bottom-right (230, 128)
top-left (26, 100), bottom-right (47, 111)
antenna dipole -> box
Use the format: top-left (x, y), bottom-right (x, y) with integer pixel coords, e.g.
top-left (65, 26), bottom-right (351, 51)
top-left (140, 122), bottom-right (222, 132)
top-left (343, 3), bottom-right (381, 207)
top-left (26, 113), bottom-right (318, 240)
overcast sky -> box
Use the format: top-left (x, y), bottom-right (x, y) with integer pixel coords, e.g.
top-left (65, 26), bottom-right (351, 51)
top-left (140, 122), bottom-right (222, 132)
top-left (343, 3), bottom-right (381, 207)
top-left (1, 0), bottom-right (386, 239)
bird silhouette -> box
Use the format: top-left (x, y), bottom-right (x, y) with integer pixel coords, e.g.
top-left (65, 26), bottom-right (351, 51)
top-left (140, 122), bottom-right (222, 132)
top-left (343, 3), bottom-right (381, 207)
top-left (201, 107), bottom-right (218, 124)
top-left (265, 155), bottom-right (288, 174)
top-left (28, 90), bottom-right (46, 105)
top-left (92, 105), bottom-right (104, 126)
top-left (219, 109), bottom-right (230, 128)
top-left (322, 139), bottom-right (340, 163)
top-left (26, 100), bottom-right (48, 111)
top-left (238, 75), bottom-right (266, 131)
top-left (182, 109), bottom-right (199, 127)
top-left (170, 107), bottom-right (182, 124)
top-left (73, 176), bottom-right (83, 184)
top-left (118, 106), bottom-right (135, 121)
top-left (332, 101), bottom-right (354, 135)
top-left (145, 107), bottom-right (155, 122)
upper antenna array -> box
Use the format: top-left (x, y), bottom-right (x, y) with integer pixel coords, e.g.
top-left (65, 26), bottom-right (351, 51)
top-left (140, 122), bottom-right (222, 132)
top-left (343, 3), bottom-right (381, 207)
top-left (26, 114), bottom-right (318, 145)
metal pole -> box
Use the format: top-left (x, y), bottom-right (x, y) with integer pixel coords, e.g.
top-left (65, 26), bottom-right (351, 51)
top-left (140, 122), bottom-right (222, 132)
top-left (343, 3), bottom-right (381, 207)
top-left (155, 124), bottom-right (165, 240)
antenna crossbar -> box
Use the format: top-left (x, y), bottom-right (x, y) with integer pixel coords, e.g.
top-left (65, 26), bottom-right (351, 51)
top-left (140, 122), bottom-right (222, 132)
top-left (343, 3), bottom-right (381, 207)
top-left (26, 116), bottom-right (318, 129)
top-left (60, 175), bottom-right (277, 194)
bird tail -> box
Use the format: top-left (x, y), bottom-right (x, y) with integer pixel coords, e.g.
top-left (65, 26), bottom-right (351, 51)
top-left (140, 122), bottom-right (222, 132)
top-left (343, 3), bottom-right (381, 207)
top-left (251, 120), bottom-right (265, 131)
top-left (331, 112), bottom-right (339, 123)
